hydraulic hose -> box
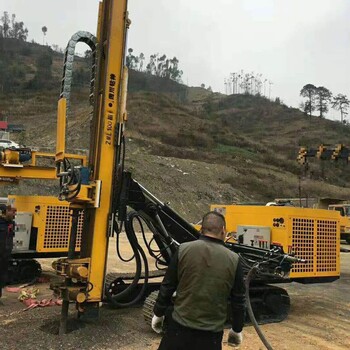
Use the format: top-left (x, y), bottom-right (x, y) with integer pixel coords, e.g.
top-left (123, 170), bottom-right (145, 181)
top-left (245, 264), bottom-right (274, 350)
top-left (116, 221), bottom-right (135, 262)
top-left (107, 214), bottom-right (142, 302)
top-left (106, 211), bottom-right (149, 308)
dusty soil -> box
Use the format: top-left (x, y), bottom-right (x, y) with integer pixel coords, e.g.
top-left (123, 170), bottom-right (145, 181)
top-left (1, 239), bottom-right (349, 350)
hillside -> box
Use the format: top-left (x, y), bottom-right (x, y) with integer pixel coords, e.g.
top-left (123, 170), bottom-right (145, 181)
top-left (1, 39), bottom-right (350, 221)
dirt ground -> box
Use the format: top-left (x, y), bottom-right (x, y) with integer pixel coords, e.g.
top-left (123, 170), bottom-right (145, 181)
top-left (0, 238), bottom-right (349, 350)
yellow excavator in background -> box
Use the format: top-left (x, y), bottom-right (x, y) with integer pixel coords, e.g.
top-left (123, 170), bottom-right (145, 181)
top-left (49, 0), bottom-right (304, 335)
top-left (298, 144), bottom-right (350, 244)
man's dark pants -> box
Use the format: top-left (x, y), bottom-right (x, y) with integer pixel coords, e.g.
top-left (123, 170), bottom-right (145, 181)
top-left (158, 316), bottom-right (224, 350)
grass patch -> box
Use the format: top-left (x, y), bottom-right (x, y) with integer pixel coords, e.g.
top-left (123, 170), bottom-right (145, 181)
top-left (215, 144), bottom-right (258, 159)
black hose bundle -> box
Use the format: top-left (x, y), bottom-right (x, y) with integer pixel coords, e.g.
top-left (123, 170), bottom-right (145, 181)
top-left (58, 158), bottom-right (82, 200)
top-left (106, 211), bottom-right (149, 308)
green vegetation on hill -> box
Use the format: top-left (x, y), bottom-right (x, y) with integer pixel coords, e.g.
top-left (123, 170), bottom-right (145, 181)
top-left (1, 39), bottom-right (350, 220)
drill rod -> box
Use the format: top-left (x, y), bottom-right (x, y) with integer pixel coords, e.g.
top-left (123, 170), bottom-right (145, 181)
top-left (59, 208), bottom-right (80, 335)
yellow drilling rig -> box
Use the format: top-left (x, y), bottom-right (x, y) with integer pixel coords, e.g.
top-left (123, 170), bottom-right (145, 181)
top-left (44, 0), bottom-right (304, 334)
top-left (1, 0), bottom-right (314, 338)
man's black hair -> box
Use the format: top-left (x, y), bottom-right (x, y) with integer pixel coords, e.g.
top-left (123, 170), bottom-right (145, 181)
top-left (201, 211), bottom-right (226, 235)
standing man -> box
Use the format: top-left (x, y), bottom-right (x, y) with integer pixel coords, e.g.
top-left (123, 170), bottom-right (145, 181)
top-left (152, 211), bottom-right (246, 350)
top-left (0, 205), bottom-right (15, 301)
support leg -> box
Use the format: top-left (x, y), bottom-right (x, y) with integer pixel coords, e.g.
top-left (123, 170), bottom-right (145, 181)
top-left (58, 208), bottom-right (80, 335)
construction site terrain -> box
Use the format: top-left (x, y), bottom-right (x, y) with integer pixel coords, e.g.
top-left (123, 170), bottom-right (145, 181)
top-left (0, 238), bottom-right (349, 350)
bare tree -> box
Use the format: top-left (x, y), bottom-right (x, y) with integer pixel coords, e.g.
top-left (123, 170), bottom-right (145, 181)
top-left (126, 48), bottom-right (138, 69)
top-left (0, 12), bottom-right (28, 41)
top-left (269, 81), bottom-right (273, 100)
top-left (263, 79), bottom-right (268, 96)
top-left (227, 70), bottom-right (270, 96)
top-left (139, 52), bottom-right (145, 71)
top-left (0, 12), bottom-right (10, 38)
top-left (332, 93), bottom-right (350, 123)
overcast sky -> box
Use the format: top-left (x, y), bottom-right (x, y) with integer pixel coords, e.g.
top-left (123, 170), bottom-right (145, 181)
top-left (3, 0), bottom-right (350, 120)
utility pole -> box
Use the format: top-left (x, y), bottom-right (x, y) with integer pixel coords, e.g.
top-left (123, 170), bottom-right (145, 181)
top-left (269, 81), bottom-right (273, 100)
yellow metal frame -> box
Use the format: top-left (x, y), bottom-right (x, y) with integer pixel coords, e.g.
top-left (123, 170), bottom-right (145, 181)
top-left (85, 0), bottom-right (129, 302)
top-left (56, 98), bottom-right (67, 163)
top-left (53, 0), bottom-right (130, 304)
top-left (0, 151), bottom-right (87, 181)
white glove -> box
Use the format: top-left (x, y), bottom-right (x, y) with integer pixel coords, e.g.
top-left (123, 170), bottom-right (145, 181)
top-left (151, 314), bottom-right (165, 334)
top-left (227, 329), bottom-right (243, 347)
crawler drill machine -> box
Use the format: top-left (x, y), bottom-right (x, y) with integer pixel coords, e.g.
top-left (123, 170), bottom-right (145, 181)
top-left (51, 0), bottom-right (304, 334)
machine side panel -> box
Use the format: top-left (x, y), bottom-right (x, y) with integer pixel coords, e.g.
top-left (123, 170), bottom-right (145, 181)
top-left (9, 195), bottom-right (82, 253)
top-left (210, 205), bottom-right (340, 280)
